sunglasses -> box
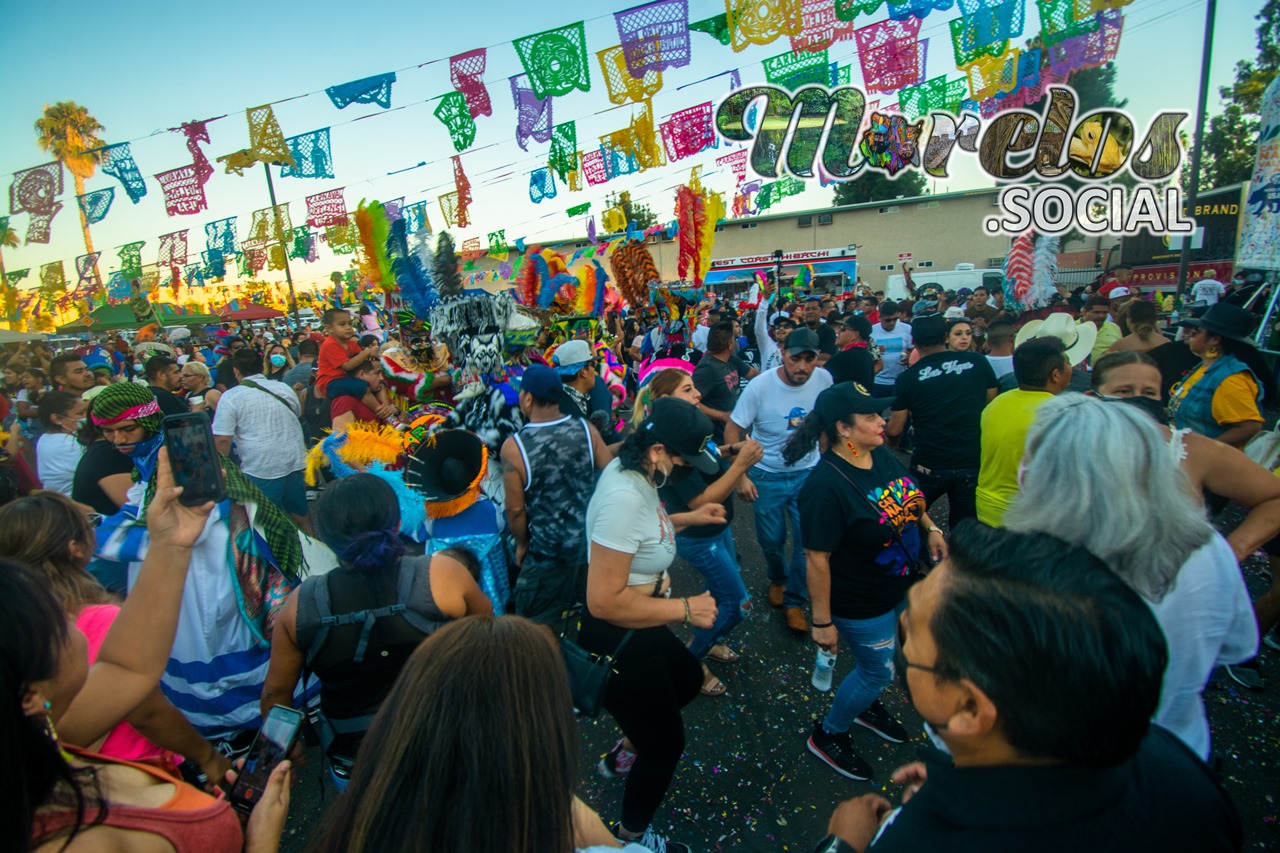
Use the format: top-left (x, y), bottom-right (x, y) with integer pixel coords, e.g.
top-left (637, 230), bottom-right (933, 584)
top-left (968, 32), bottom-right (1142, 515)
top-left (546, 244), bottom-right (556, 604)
top-left (896, 616), bottom-right (939, 676)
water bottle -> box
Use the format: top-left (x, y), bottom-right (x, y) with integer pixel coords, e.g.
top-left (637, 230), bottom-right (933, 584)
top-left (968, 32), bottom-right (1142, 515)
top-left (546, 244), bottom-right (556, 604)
top-left (812, 649), bottom-right (836, 692)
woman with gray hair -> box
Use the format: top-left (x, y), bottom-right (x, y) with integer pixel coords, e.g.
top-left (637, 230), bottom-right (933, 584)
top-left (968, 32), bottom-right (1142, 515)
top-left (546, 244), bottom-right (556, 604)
top-left (1005, 393), bottom-right (1257, 761)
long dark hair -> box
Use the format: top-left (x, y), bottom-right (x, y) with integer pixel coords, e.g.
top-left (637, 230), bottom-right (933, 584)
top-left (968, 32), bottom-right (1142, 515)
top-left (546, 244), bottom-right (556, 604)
top-left (309, 616), bottom-right (577, 853)
top-left (3, 559), bottom-right (107, 850)
top-left (313, 475), bottom-right (406, 575)
top-left (782, 408), bottom-right (848, 467)
top-left (616, 421), bottom-right (663, 476)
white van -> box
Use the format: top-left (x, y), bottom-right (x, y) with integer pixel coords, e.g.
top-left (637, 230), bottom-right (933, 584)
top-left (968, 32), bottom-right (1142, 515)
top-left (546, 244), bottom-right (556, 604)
top-left (884, 264), bottom-right (1004, 302)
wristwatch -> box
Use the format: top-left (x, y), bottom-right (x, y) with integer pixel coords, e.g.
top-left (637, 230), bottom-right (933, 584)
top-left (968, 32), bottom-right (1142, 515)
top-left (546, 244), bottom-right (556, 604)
top-left (812, 835), bottom-right (859, 853)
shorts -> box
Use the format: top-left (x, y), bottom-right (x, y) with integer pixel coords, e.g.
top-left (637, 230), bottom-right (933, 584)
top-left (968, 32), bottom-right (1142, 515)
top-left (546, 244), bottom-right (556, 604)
top-left (246, 470), bottom-right (309, 517)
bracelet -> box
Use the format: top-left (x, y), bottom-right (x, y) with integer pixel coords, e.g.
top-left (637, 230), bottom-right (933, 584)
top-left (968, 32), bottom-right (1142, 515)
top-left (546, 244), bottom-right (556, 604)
top-left (682, 597), bottom-right (690, 626)
top-left (927, 526), bottom-right (943, 535)
top-left (812, 620), bottom-right (834, 629)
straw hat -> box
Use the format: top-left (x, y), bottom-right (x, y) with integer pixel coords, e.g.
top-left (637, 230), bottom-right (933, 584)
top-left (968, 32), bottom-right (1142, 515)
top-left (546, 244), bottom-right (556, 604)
top-left (1014, 313), bottom-right (1097, 367)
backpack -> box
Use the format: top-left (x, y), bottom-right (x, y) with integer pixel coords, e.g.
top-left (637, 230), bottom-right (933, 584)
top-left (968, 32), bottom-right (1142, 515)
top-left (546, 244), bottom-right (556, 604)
top-left (302, 378), bottom-right (331, 444)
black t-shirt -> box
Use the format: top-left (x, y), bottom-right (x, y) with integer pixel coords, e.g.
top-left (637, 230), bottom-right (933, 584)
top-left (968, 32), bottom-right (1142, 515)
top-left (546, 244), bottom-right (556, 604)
top-left (893, 351), bottom-right (997, 470)
top-left (659, 456), bottom-right (735, 538)
top-left (149, 385), bottom-right (190, 418)
top-left (824, 345), bottom-right (877, 388)
top-left (868, 726), bottom-right (1242, 852)
top-left (799, 448), bottom-right (926, 619)
top-left (692, 354), bottom-right (747, 442)
top-left (808, 322), bottom-right (838, 356)
top-left (72, 440), bottom-right (135, 515)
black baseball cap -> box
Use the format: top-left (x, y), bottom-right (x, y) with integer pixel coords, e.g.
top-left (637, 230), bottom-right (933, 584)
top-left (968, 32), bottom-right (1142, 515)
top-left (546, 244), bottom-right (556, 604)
top-left (643, 397), bottom-right (719, 475)
top-left (816, 382), bottom-right (884, 423)
top-left (912, 314), bottom-right (947, 347)
top-left (784, 327), bottom-right (821, 355)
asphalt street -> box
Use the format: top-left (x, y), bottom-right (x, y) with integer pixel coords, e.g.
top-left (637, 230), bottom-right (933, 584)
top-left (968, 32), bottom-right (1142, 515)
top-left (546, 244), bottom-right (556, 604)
top-left (278, 491), bottom-right (1280, 851)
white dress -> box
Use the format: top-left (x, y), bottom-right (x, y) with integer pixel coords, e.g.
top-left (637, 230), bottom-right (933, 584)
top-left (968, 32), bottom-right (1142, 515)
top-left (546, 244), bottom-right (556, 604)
top-left (1148, 532), bottom-right (1257, 760)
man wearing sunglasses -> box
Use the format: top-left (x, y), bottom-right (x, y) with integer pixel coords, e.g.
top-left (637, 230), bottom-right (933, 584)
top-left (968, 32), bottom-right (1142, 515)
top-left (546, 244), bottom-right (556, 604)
top-left (811, 523), bottom-right (1242, 853)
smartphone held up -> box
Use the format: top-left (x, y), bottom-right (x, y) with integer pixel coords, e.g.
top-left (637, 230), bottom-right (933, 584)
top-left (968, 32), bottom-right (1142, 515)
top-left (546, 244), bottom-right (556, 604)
top-left (162, 412), bottom-right (227, 506)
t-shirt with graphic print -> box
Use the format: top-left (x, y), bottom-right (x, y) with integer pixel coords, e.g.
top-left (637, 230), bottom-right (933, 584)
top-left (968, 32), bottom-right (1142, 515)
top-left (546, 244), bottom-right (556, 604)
top-left (799, 447), bottom-right (926, 619)
top-left (692, 353), bottom-right (749, 443)
top-left (730, 367), bottom-right (833, 473)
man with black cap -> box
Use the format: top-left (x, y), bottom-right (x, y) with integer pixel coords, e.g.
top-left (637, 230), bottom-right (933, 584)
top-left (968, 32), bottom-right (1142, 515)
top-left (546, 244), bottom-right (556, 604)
top-left (501, 364), bottom-right (613, 625)
top-left (727, 326), bottom-right (833, 633)
top-left (887, 314), bottom-right (998, 525)
top-left (803, 295), bottom-right (839, 366)
top-left (825, 315), bottom-right (879, 387)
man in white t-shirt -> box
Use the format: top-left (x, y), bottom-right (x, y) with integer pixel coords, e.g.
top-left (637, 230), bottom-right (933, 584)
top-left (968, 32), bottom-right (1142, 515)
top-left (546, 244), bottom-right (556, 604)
top-left (690, 306), bottom-right (722, 353)
top-left (1190, 270), bottom-right (1226, 305)
top-left (870, 301), bottom-right (913, 399)
top-left (212, 348), bottom-right (311, 531)
top-left (727, 327), bottom-right (833, 634)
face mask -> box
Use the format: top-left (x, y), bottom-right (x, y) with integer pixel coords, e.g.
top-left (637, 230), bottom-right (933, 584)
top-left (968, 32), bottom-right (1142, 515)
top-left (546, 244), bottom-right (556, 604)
top-left (124, 432), bottom-right (165, 483)
top-left (895, 637), bottom-right (955, 748)
top-left (1099, 393), bottom-right (1169, 425)
top-left (132, 363), bottom-right (144, 374)
top-left (269, 354), bottom-right (287, 368)
top-left (75, 417), bottom-right (88, 430)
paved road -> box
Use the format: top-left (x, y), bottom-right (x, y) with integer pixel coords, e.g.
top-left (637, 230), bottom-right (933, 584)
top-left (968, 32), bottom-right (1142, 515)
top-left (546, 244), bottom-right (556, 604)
top-left (279, 494), bottom-right (1280, 851)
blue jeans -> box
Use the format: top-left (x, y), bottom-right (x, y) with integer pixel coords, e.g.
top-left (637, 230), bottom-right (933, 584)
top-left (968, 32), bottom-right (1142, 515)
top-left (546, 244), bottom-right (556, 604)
top-left (750, 465), bottom-right (810, 607)
top-left (823, 602), bottom-right (905, 735)
top-left (246, 470), bottom-right (309, 518)
top-left (678, 527), bottom-right (750, 660)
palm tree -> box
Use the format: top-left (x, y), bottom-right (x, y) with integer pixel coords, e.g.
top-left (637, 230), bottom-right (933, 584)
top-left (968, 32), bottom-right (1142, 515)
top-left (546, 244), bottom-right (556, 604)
top-left (0, 217), bottom-right (17, 284)
top-left (34, 102), bottom-right (105, 278)
top-left (0, 218), bottom-right (18, 327)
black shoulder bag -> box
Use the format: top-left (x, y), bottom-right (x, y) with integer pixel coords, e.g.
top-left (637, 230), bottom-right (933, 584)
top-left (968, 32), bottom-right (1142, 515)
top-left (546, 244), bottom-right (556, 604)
top-left (821, 458), bottom-right (927, 576)
top-left (557, 562), bottom-right (634, 717)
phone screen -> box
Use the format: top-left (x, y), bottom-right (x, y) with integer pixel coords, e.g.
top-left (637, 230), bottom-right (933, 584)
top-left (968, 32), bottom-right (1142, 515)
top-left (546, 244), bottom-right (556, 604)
top-left (228, 705), bottom-right (304, 814)
top-left (162, 412), bottom-right (227, 506)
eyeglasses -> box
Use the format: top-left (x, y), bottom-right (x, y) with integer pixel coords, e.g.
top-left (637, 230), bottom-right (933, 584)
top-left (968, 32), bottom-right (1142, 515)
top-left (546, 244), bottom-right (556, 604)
top-left (85, 513), bottom-right (104, 528)
top-left (896, 617), bottom-right (939, 675)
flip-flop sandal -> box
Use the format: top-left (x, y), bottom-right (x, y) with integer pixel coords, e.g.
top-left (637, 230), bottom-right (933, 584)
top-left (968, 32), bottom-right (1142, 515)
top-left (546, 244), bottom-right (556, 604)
top-left (701, 665), bottom-right (728, 697)
top-left (706, 645), bottom-right (741, 663)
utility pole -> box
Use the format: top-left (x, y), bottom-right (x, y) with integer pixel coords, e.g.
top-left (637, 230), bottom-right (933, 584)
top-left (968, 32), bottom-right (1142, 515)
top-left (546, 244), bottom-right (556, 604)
top-left (1175, 0), bottom-right (1217, 300)
top-left (263, 162), bottom-right (300, 328)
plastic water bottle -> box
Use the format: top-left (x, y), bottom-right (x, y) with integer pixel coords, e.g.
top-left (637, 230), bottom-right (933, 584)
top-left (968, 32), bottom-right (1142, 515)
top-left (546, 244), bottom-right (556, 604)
top-left (812, 649), bottom-right (836, 692)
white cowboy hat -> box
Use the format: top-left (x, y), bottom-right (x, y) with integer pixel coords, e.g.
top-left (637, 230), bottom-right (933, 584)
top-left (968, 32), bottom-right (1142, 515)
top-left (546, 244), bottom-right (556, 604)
top-left (1014, 312), bottom-right (1097, 367)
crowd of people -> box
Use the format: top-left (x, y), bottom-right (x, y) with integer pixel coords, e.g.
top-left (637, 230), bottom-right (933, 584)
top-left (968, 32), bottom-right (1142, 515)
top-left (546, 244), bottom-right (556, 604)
top-left (3, 260), bottom-right (1278, 852)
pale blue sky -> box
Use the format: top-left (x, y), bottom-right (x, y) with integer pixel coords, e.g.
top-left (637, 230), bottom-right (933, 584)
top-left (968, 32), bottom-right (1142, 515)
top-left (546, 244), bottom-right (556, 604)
top-left (0, 0), bottom-right (1267, 292)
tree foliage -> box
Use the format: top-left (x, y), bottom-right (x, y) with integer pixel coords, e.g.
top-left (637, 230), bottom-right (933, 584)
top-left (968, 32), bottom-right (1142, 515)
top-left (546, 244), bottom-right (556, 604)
top-left (1188, 0), bottom-right (1279, 191)
top-left (832, 170), bottom-right (928, 206)
top-left (604, 190), bottom-right (657, 229)
top-left (34, 101), bottom-right (105, 180)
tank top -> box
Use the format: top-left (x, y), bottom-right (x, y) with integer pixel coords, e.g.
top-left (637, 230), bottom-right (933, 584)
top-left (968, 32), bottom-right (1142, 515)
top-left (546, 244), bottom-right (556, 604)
top-left (31, 747), bottom-right (241, 852)
top-left (513, 415), bottom-right (597, 565)
top-left (294, 559), bottom-right (447, 756)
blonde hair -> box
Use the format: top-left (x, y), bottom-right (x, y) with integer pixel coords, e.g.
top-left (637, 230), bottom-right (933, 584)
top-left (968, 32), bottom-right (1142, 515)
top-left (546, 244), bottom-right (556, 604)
top-left (0, 492), bottom-right (113, 612)
top-left (182, 361), bottom-right (212, 384)
top-left (628, 368), bottom-right (691, 432)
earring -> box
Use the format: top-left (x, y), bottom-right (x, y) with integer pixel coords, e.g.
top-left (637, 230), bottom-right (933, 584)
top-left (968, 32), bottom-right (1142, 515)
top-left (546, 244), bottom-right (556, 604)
top-left (845, 440), bottom-right (860, 458)
top-left (1206, 345), bottom-right (1220, 358)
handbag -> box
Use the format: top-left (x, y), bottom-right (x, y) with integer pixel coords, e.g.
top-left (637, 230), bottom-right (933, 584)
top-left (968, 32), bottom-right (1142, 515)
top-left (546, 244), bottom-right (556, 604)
top-left (1243, 422), bottom-right (1280, 472)
top-left (822, 457), bottom-right (928, 575)
top-left (557, 564), bottom-right (634, 717)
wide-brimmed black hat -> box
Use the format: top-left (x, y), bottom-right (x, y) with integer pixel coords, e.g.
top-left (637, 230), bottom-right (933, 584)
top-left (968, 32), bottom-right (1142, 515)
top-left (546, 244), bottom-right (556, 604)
top-left (406, 429), bottom-right (488, 512)
top-left (1178, 302), bottom-right (1258, 344)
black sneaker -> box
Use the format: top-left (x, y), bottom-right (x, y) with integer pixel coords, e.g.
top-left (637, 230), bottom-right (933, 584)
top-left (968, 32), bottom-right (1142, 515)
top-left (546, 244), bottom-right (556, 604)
top-left (807, 719), bottom-right (872, 781)
top-left (612, 823), bottom-right (691, 853)
top-left (854, 700), bottom-right (910, 744)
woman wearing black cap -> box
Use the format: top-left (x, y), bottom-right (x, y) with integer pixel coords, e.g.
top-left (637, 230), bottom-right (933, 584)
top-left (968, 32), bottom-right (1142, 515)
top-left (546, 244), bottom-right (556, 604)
top-left (582, 396), bottom-right (727, 852)
top-left (1170, 303), bottom-right (1274, 448)
top-left (785, 382), bottom-right (946, 782)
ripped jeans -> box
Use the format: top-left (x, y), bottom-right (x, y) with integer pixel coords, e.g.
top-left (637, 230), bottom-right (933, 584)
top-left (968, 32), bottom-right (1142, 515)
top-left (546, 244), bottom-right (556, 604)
top-left (823, 602), bottom-right (906, 735)
top-left (677, 527), bottom-right (751, 661)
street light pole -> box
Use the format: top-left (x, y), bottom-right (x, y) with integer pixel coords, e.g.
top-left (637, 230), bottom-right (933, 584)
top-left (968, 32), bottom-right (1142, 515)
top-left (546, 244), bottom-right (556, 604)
top-left (1175, 0), bottom-right (1217, 300)
top-left (262, 162), bottom-right (300, 328)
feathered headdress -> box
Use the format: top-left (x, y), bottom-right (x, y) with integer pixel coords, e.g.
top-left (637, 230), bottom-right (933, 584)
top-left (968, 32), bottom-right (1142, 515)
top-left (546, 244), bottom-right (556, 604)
top-left (388, 218), bottom-right (437, 318)
top-left (355, 200), bottom-right (395, 292)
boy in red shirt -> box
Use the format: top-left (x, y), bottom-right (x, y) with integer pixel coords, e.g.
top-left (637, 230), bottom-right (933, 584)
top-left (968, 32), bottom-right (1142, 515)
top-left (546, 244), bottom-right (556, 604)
top-left (315, 308), bottom-right (397, 420)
